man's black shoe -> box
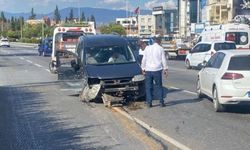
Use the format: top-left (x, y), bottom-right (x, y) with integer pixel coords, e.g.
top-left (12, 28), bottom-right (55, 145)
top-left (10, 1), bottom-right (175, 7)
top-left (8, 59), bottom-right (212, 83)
top-left (147, 103), bottom-right (152, 108)
top-left (160, 103), bottom-right (166, 107)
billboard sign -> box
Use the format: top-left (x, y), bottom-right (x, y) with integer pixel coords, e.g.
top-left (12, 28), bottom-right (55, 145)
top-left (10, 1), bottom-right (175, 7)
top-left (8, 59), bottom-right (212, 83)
top-left (234, 0), bottom-right (250, 16)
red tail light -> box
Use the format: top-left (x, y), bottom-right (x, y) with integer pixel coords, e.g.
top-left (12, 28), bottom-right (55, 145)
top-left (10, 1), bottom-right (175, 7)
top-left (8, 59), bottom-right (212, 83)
top-left (221, 73), bottom-right (244, 80)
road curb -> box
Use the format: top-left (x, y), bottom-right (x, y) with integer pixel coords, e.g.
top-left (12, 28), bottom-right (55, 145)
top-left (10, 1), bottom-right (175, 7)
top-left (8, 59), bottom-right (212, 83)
top-left (113, 107), bottom-right (192, 150)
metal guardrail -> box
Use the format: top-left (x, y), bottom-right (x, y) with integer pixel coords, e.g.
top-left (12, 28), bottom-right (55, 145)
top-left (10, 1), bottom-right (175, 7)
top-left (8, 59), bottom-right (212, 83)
top-left (10, 42), bottom-right (38, 48)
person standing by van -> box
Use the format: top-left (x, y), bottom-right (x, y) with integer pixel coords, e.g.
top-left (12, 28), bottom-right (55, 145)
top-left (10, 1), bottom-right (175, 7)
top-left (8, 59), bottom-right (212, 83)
top-left (138, 41), bottom-right (147, 64)
top-left (141, 37), bottom-right (168, 108)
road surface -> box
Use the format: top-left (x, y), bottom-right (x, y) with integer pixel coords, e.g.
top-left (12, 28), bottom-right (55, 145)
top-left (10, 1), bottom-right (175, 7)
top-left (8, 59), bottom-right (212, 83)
top-left (1, 43), bottom-right (250, 150)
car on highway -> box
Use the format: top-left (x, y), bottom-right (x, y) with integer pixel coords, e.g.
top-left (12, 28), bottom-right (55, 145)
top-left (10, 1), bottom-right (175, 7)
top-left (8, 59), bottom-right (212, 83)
top-left (0, 38), bottom-right (10, 47)
top-left (58, 35), bottom-right (145, 106)
top-left (197, 50), bottom-right (250, 112)
top-left (38, 38), bottom-right (52, 56)
top-left (185, 41), bottom-right (236, 69)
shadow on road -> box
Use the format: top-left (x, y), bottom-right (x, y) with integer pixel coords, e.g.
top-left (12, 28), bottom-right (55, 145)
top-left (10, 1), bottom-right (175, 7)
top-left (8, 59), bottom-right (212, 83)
top-left (0, 85), bottom-right (115, 150)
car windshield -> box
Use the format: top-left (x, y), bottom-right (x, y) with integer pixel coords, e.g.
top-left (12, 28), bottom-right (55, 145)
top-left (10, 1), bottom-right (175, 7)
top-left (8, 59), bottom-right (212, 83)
top-left (85, 45), bottom-right (136, 65)
top-left (214, 43), bottom-right (236, 51)
top-left (228, 55), bottom-right (250, 70)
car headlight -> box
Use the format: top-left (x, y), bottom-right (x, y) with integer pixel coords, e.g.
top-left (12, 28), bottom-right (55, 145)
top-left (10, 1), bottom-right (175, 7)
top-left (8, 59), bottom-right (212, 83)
top-left (132, 75), bottom-right (145, 82)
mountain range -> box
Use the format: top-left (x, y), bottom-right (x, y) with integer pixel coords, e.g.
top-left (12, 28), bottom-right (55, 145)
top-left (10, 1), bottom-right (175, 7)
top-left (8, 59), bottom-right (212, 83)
top-left (3, 7), bottom-right (151, 25)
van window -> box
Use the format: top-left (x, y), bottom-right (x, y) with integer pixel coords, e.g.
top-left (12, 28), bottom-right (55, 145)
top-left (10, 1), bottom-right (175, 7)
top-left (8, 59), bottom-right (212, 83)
top-left (228, 55), bottom-right (250, 70)
top-left (214, 43), bottom-right (236, 51)
top-left (226, 32), bottom-right (248, 45)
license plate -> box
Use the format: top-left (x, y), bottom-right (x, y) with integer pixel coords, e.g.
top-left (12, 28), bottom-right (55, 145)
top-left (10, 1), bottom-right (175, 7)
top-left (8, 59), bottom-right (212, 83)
top-left (248, 92), bottom-right (250, 97)
top-left (178, 50), bottom-right (186, 55)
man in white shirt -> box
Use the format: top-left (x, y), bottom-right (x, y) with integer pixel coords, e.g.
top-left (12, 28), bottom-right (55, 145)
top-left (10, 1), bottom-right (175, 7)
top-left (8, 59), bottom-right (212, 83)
top-left (141, 37), bottom-right (168, 108)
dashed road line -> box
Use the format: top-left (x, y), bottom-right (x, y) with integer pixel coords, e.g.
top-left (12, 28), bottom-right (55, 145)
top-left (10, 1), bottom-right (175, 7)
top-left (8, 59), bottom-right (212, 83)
top-left (26, 60), bottom-right (33, 64)
top-left (19, 57), bottom-right (24, 60)
top-left (113, 107), bottom-right (192, 150)
top-left (169, 86), bottom-right (196, 95)
top-left (34, 63), bottom-right (43, 68)
top-left (45, 69), bottom-right (50, 73)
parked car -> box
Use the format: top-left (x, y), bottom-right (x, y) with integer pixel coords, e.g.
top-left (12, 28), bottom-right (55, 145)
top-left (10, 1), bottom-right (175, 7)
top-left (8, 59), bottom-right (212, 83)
top-left (0, 38), bottom-right (10, 47)
top-left (197, 50), bottom-right (250, 112)
top-left (185, 41), bottom-right (236, 69)
top-left (38, 38), bottom-right (52, 56)
top-left (57, 35), bottom-right (145, 107)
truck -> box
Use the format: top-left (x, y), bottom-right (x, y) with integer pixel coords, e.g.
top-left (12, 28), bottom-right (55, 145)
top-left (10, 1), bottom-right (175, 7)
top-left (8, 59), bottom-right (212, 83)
top-left (161, 37), bottom-right (191, 60)
top-left (49, 22), bottom-right (96, 73)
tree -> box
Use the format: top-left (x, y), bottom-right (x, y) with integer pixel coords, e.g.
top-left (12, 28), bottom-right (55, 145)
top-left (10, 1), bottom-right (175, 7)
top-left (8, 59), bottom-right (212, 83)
top-left (54, 5), bottom-right (61, 24)
top-left (29, 8), bottom-right (36, 19)
top-left (100, 23), bottom-right (126, 35)
top-left (65, 17), bottom-right (68, 23)
top-left (69, 8), bottom-right (74, 21)
top-left (10, 17), bottom-right (15, 31)
top-left (0, 11), bottom-right (6, 22)
top-left (80, 12), bottom-right (86, 22)
top-left (90, 15), bottom-right (96, 28)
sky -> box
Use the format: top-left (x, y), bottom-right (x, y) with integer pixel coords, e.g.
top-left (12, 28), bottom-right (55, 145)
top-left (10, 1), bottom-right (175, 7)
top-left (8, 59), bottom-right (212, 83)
top-left (0, 0), bottom-right (177, 13)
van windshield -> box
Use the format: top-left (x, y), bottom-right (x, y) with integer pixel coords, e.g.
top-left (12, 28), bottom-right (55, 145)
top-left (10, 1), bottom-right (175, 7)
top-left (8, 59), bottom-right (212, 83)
top-left (214, 43), bottom-right (236, 51)
top-left (85, 45), bottom-right (136, 65)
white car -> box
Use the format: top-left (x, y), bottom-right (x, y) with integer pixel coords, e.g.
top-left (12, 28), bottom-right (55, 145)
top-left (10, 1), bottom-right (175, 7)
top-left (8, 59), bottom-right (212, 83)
top-left (197, 50), bottom-right (250, 112)
top-left (0, 38), bottom-right (10, 47)
top-left (185, 41), bottom-right (236, 69)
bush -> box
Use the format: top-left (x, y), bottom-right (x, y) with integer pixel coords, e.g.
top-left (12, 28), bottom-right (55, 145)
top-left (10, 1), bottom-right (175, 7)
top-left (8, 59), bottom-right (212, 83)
top-left (20, 38), bottom-right (40, 44)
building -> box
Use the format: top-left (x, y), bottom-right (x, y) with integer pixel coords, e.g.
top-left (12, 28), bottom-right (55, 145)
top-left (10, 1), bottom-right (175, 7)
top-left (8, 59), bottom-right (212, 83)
top-left (116, 17), bottom-right (138, 36)
top-left (26, 19), bottom-right (44, 25)
top-left (178, 0), bottom-right (200, 38)
top-left (206, 0), bottom-right (233, 24)
top-left (138, 15), bottom-right (155, 36)
top-left (152, 6), bottom-right (178, 36)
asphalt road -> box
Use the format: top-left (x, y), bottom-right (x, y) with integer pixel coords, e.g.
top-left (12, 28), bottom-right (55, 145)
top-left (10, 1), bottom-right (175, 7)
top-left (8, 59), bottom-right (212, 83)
top-left (1, 44), bottom-right (250, 150)
top-left (0, 45), bottom-right (167, 150)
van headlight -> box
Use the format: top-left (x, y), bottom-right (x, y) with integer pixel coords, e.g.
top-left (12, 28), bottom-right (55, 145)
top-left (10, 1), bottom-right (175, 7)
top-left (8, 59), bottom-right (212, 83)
top-left (132, 75), bottom-right (145, 82)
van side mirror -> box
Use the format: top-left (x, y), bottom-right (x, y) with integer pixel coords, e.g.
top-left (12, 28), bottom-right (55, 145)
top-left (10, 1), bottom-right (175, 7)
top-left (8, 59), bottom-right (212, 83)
top-left (201, 61), bottom-right (207, 68)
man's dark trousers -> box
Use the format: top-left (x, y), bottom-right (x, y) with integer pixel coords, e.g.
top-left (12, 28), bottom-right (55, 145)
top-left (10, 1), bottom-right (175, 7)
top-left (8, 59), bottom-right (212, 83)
top-left (145, 70), bottom-right (164, 105)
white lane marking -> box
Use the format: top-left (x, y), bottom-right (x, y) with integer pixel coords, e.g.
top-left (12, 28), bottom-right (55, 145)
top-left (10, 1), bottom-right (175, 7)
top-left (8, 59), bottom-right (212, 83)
top-left (113, 107), bottom-right (192, 150)
top-left (26, 60), bottom-right (33, 64)
top-left (169, 86), bottom-right (196, 95)
top-left (20, 57), bottom-right (24, 60)
top-left (183, 90), bottom-right (196, 95)
top-left (34, 63), bottom-right (43, 68)
top-left (45, 69), bottom-right (50, 73)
